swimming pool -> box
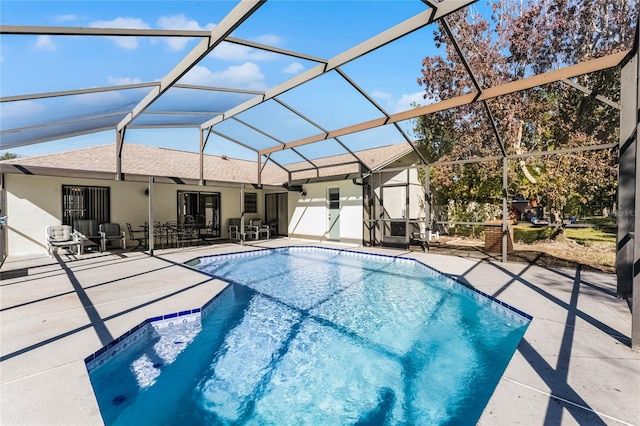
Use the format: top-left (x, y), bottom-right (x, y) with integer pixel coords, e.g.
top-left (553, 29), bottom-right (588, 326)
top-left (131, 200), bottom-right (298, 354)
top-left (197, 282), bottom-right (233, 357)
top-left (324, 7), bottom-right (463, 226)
top-left (87, 247), bottom-right (531, 425)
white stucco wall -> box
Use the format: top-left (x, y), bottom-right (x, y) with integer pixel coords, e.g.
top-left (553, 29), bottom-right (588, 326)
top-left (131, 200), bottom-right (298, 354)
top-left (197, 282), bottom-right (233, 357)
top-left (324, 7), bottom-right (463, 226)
top-left (4, 174), bottom-right (266, 256)
top-left (288, 180), bottom-right (363, 245)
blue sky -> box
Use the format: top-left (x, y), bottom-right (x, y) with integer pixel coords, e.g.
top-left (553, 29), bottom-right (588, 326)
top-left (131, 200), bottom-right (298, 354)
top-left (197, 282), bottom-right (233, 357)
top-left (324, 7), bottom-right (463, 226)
top-left (0, 1), bottom-right (449, 162)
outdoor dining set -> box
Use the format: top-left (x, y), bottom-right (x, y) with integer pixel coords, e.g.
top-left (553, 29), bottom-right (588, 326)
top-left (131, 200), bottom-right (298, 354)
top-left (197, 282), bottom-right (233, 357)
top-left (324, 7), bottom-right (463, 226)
top-left (46, 217), bottom-right (274, 256)
top-left (125, 221), bottom-right (219, 251)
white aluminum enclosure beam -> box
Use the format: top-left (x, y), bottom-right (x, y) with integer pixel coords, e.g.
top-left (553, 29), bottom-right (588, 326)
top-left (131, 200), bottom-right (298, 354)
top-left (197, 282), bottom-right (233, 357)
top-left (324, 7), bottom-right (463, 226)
top-left (422, 0), bottom-right (478, 21)
top-left (334, 68), bottom-right (429, 165)
top-left (258, 50), bottom-right (629, 155)
top-left (200, 2), bottom-right (476, 130)
top-left (0, 83), bottom-right (262, 104)
top-left (230, 117), bottom-right (318, 168)
top-left (0, 25), bottom-right (326, 64)
top-left (561, 78), bottom-right (620, 109)
top-left (1, 126), bottom-right (118, 150)
top-left (116, 1), bottom-right (265, 132)
top-left (0, 83), bottom-right (158, 103)
top-left (272, 98), bottom-right (372, 173)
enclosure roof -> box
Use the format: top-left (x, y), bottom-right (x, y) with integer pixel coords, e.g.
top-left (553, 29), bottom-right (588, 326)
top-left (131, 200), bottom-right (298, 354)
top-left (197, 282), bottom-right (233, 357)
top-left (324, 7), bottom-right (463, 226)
top-left (0, 0), bottom-right (631, 178)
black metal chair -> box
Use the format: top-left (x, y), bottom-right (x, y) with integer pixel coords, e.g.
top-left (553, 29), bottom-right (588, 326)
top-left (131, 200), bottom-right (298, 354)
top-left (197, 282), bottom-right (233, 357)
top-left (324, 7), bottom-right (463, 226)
top-left (126, 223), bottom-right (146, 251)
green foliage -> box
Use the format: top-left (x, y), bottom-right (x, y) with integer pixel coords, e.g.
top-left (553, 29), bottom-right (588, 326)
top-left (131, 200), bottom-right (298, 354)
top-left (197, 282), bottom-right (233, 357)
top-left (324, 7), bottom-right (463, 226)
top-left (447, 225), bottom-right (485, 238)
top-left (513, 226), bottom-right (554, 243)
top-left (0, 152), bottom-right (18, 161)
top-left (565, 227), bottom-right (616, 245)
top-left (413, 1), bottom-right (633, 221)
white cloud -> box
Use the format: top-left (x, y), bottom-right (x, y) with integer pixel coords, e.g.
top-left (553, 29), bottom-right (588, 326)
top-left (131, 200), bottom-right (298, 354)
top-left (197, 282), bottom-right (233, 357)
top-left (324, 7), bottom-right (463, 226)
top-left (56, 14), bottom-right (78, 22)
top-left (394, 91), bottom-right (426, 113)
top-left (254, 34), bottom-right (284, 46)
top-left (208, 34), bottom-right (282, 61)
top-left (107, 76), bottom-right (142, 85)
top-left (282, 62), bottom-right (303, 74)
top-left (210, 41), bottom-right (274, 61)
top-left (35, 35), bottom-right (56, 51)
top-left (371, 90), bottom-right (392, 100)
top-left (0, 100), bottom-right (46, 118)
top-left (180, 62), bottom-right (265, 90)
top-left (89, 17), bottom-right (151, 50)
top-left (157, 14), bottom-right (215, 51)
top-left (157, 14), bottom-right (215, 31)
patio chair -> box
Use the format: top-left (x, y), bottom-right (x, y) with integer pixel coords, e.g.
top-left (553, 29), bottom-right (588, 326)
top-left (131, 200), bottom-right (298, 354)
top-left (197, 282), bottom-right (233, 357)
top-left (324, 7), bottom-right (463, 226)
top-left (73, 219), bottom-right (102, 253)
top-left (410, 229), bottom-right (440, 252)
top-left (46, 225), bottom-right (81, 256)
top-left (126, 223), bottom-right (147, 251)
top-left (244, 223), bottom-right (259, 240)
top-left (175, 224), bottom-right (199, 248)
top-left (99, 223), bottom-right (126, 252)
top-left (228, 218), bottom-right (241, 241)
top-left (198, 221), bottom-right (218, 244)
top-left (266, 219), bottom-right (278, 238)
top-left (250, 219), bottom-right (270, 239)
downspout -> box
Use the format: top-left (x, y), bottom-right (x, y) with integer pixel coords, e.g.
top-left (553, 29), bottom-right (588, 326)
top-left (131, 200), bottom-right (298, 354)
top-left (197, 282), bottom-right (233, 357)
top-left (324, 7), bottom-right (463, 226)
top-left (0, 172), bottom-right (6, 264)
top-left (353, 177), bottom-right (365, 246)
top-left (240, 183), bottom-right (245, 246)
top-left (148, 176), bottom-right (154, 256)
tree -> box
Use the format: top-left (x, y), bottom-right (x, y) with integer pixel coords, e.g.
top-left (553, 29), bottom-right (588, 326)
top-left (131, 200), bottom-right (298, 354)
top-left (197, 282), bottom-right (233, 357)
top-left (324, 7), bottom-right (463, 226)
top-left (413, 0), bottom-right (636, 223)
top-left (0, 153), bottom-right (18, 161)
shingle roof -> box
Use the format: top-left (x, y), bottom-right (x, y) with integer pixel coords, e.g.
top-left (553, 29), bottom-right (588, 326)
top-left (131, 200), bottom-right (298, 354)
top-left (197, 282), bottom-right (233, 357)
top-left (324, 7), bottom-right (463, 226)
top-left (1, 143), bottom-right (415, 185)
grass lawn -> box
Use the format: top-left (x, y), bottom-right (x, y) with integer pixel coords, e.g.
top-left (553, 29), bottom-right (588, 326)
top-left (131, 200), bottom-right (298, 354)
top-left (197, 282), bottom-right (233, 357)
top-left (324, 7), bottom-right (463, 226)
top-left (513, 216), bottom-right (616, 246)
top-left (513, 225), bottom-right (555, 243)
top-left (565, 227), bottom-right (616, 245)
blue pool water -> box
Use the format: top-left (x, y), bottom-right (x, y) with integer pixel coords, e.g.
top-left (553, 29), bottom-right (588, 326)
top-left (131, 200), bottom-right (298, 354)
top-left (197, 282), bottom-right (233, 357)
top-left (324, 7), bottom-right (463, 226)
top-left (88, 247), bottom-right (530, 425)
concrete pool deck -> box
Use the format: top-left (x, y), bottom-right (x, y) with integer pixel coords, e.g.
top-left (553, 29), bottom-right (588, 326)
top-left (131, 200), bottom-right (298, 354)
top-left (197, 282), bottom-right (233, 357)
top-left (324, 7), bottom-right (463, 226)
top-left (1, 240), bottom-right (638, 425)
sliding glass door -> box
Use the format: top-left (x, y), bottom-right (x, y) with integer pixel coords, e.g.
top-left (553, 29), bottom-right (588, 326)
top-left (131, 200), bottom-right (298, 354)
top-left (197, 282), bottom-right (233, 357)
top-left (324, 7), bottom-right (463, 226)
top-left (177, 191), bottom-right (221, 237)
top-left (265, 192), bottom-right (288, 237)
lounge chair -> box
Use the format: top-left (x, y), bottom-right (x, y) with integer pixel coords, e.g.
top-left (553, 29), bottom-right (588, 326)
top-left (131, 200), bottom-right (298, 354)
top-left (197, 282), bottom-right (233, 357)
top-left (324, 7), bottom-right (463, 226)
top-left (99, 223), bottom-right (126, 252)
top-left (73, 219), bottom-right (102, 253)
top-left (46, 225), bottom-right (81, 256)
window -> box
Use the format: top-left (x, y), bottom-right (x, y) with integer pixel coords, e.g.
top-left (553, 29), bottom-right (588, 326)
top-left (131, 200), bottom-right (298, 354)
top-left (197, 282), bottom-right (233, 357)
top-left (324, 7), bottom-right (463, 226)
top-left (329, 189), bottom-right (340, 210)
top-left (62, 185), bottom-right (110, 225)
top-left (244, 192), bottom-right (257, 214)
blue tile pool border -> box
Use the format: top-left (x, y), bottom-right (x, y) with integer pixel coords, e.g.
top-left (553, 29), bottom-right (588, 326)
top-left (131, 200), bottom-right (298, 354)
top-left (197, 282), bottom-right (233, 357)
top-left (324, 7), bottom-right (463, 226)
top-left (84, 285), bottom-right (233, 373)
top-left (86, 245), bottom-right (532, 373)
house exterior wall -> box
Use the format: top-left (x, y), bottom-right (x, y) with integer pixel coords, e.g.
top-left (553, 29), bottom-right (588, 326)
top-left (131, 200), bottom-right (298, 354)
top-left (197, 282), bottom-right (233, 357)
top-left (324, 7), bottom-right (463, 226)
top-left (221, 186), bottom-right (264, 232)
top-left (287, 180), bottom-right (363, 245)
top-left (3, 174), bottom-right (266, 256)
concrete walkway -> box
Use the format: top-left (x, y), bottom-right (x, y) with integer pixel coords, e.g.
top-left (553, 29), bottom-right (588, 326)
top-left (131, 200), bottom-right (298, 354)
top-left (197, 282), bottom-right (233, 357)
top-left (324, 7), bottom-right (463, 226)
top-left (1, 240), bottom-right (638, 425)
